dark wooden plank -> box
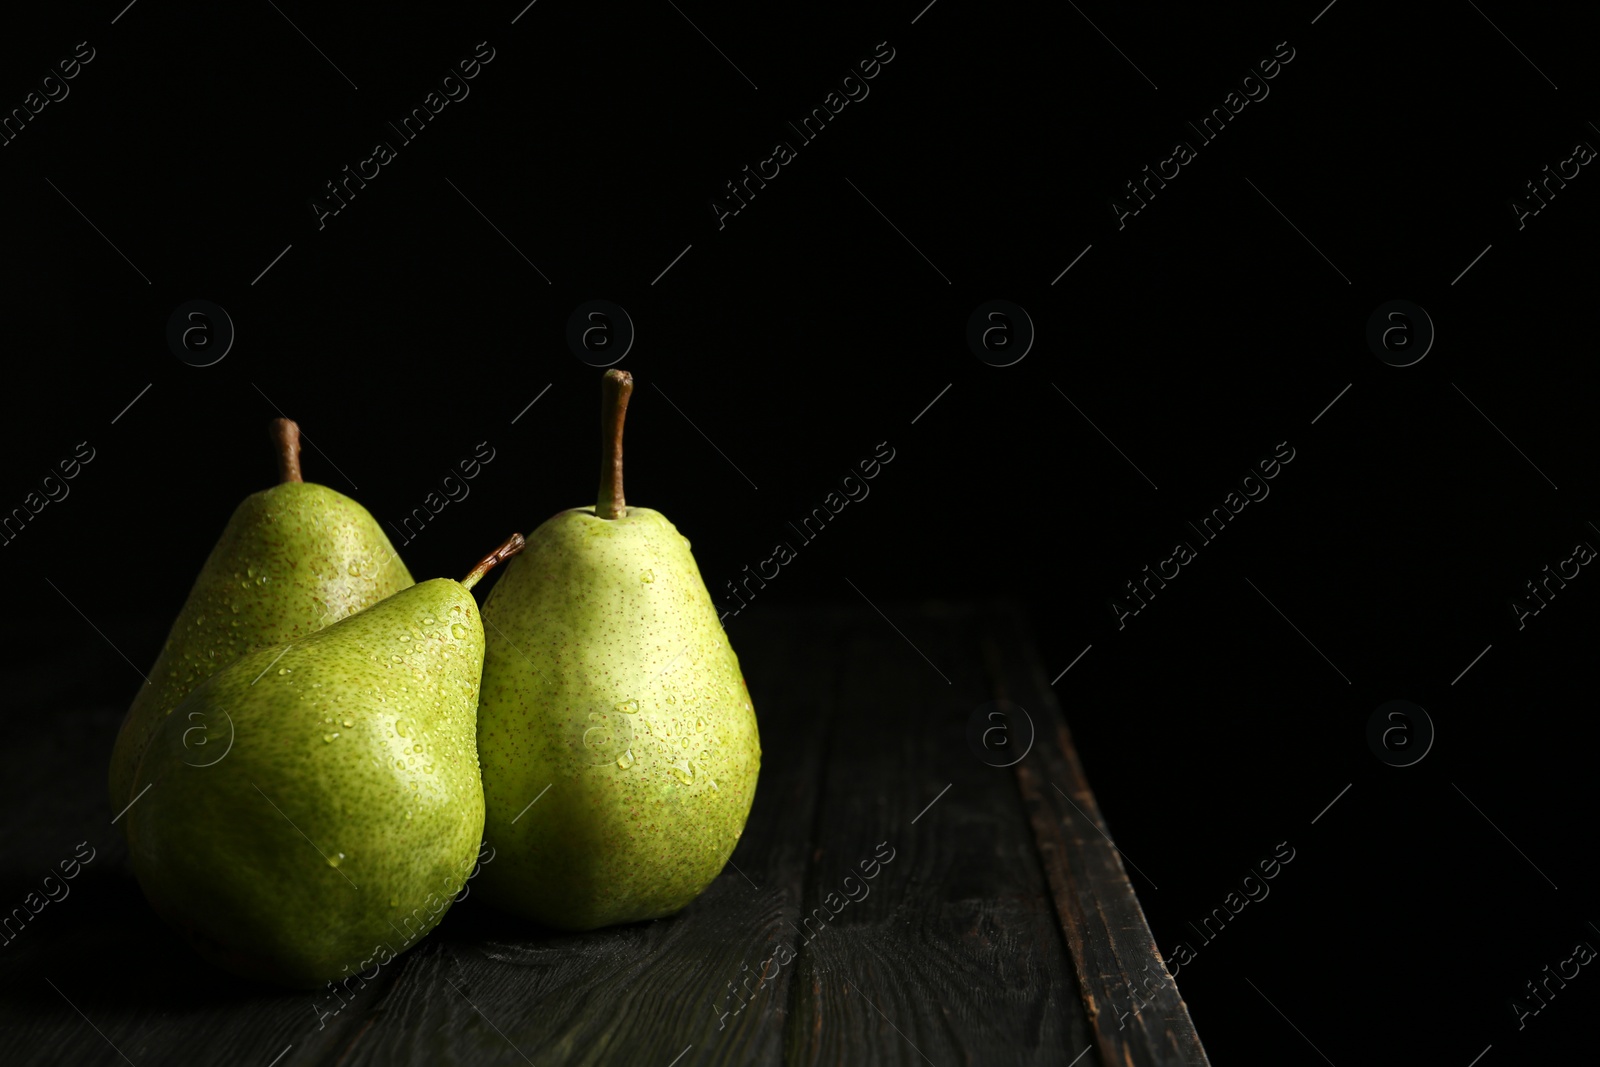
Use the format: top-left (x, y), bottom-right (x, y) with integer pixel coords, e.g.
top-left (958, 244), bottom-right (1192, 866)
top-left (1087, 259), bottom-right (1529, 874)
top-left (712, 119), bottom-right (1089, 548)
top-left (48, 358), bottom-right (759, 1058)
top-left (987, 603), bottom-right (1212, 1067)
top-left (785, 602), bottom-right (1095, 1066)
top-left (2, 605), bottom-right (1204, 1067)
top-left (324, 606), bottom-right (846, 1067)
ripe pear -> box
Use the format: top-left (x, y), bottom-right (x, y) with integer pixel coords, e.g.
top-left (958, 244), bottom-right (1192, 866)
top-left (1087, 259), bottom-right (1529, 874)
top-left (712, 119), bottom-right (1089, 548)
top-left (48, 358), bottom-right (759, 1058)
top-left (109, 419), bottom-right (413, 820)
top-left (124, 534), bottom-right (524, 989)
top-left (475, 369), bottom-right (761, 930)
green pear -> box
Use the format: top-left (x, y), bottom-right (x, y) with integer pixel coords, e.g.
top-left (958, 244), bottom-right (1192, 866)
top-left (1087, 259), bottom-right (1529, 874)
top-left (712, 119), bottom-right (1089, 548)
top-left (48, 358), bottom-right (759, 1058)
top-left (475, 370), bottom-right (761, 930)
top-left (125, 534), bottom-right (524, 989)
top-left (109, 419), bottom-right (413, 819)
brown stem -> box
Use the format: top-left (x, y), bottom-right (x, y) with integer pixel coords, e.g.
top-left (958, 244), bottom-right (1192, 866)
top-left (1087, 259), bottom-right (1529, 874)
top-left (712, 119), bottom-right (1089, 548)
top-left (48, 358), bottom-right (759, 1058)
top-left (269, 418), bottom-right (303, 484)
top-left (461, 532), bottom-right (526, 591)
top-left (596, 369), bottom-right (633, 520)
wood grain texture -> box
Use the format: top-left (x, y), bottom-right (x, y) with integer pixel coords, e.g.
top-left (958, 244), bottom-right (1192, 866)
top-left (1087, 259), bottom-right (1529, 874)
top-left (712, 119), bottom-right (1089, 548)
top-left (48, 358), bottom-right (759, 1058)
top-left (987, 604), bottom-right (1212, 1067)
top-left (0, 604), bottom-right (1206, 1066)
top-left (784, 602), bottom-right (1095, 1066)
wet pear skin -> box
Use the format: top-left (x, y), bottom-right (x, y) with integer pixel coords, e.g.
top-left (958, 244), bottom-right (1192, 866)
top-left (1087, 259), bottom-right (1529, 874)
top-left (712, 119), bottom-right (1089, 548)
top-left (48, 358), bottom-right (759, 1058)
top-left (109, 482), bottom-right (413, 815)
top-left (125, 579), bottom-right (485, 989)
top-left (474, 506), bottom-right (761, 930)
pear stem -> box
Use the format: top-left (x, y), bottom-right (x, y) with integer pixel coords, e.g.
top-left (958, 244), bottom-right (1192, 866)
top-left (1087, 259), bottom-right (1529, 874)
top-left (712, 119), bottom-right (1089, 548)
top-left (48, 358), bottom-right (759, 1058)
top-left (461, 532), bottom-right (526, 591)
top-left (596, 369), bottom-right (633, 520)
top-left (269, 418), bottom-right (303, 484)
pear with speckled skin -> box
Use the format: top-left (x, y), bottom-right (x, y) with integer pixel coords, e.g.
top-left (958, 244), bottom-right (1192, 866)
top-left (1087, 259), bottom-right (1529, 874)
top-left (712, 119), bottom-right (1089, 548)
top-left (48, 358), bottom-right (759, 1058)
top-left (109, 419), bottom-right (413, 823)
top-left (474, 369), bottom-right (761, 931)
top-left (124, 534), bottom-right (523, 989)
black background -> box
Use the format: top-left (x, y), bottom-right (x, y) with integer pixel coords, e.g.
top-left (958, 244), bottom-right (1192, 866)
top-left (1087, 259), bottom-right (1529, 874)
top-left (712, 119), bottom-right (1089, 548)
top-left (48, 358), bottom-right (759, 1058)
top-left (3, 0), bottom-right (1597, 1062)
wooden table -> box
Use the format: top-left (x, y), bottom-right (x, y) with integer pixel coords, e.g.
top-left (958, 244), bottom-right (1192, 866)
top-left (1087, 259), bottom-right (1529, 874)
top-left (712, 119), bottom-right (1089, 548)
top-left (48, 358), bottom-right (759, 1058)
top-left (0, 603), bottom-right (1208, 1066)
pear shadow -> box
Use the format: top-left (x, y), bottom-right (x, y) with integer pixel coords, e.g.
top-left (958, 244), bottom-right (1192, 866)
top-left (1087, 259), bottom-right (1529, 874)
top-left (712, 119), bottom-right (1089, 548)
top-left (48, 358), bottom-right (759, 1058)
top-left (434, 892), bottom-right (599, 942)
top-left (435, 890), bottom-right (679, 953)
